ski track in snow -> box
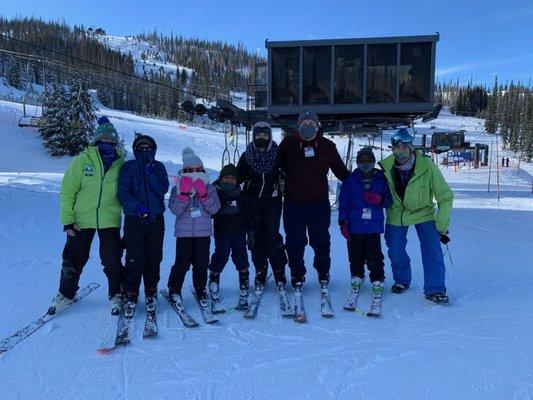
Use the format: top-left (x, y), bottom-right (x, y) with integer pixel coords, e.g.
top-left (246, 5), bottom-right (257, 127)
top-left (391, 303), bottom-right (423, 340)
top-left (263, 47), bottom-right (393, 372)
top-left (0, 101), bottom-right (532, 399)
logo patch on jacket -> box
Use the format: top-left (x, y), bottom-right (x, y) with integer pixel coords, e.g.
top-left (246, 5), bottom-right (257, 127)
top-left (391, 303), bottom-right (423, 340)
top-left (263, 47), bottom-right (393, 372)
top-left (84, 164), bottom-right (95, 176)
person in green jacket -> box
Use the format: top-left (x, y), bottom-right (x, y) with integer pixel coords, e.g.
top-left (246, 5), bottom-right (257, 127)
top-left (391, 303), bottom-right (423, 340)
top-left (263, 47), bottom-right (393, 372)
top-left (379, 129), bottom-right (453, 304)
top-left (48, 116), bottom-right (125, 316)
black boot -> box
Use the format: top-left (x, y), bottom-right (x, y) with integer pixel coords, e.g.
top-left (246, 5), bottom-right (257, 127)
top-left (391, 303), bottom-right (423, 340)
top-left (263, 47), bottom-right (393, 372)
top-left (254, 268), bottom-right (267, 287)
top-left (391, 283), bottom-right (408, 294)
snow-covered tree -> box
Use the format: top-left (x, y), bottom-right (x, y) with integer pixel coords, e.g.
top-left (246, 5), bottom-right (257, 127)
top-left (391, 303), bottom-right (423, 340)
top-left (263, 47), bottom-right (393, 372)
top-left (66, 79), bottom-right (98, 155)
top-left (39, 84), bottom-right (71, 156)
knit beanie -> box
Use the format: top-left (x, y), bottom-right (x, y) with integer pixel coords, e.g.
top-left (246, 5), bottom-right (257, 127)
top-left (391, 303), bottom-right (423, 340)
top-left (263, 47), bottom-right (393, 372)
top-left (219, 163), bottom-right (239, 180)
top-left (133, 135), bottom-right (157, 151)
top-left (93, 117), bottom-right (119, 143)
top-left (297, 110), bottom-right (319, 127)
top-left (182, 147), bottom-right (204, 168)
top-left (356, 147), bottom-right (376, 163)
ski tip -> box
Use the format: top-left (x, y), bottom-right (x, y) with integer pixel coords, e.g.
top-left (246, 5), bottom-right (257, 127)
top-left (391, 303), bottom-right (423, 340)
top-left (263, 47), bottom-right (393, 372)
top-left (321, 314), bottom-right (335, 319)
top-left (97, 348), bottom-right (115, 355)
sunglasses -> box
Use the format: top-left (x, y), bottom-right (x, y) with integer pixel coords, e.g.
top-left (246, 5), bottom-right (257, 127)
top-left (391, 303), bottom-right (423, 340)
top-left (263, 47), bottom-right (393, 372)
top-left (183, 167), bottom-right (205, 173)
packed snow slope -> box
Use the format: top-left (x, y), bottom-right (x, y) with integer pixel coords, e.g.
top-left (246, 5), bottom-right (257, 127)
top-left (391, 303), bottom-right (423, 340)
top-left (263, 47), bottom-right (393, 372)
top-left (0, 100), bottom-right (532, 400)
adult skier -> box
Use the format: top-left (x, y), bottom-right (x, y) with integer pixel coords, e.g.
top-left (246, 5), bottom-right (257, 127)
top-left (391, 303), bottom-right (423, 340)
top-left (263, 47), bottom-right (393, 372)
top-left (379, 128), bottom-right (453, 304)
top-left (118, 135), bottom-right (169, 320)
top-left (49, 116), bottom-right (125, 315)
top-left (278, 111), bottom-right (350, 319)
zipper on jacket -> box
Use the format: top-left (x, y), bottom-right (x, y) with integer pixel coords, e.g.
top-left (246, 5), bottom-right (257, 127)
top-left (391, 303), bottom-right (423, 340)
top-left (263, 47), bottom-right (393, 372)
top-left (95, 154), bottom-right (105, 229)
top-left (258, 172), bottom-right (266, 198)
top-left (142, 161), bottom-right (150, 213)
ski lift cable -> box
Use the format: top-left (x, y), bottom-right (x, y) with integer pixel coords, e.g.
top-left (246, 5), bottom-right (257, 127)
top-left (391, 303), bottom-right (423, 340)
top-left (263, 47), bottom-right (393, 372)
top-left (0, 32), bottom-right (212, 101)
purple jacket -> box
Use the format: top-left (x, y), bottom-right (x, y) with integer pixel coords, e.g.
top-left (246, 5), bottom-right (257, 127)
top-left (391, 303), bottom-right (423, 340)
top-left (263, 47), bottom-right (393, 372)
top-left (168, 183), bottom-right (220, 237)
top-left (338, 169), bottom-right (392, 234)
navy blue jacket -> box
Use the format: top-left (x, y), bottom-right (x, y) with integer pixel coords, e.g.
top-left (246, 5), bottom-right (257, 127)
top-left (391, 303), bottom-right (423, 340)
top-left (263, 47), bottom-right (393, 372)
top-left (118, 152), bottom-right (169, 217)
top-left (338, 169), bottom-right (392, 234)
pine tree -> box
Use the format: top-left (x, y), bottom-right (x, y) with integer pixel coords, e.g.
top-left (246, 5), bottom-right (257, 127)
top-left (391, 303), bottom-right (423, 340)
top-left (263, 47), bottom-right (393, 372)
top-left (66, 79), bottom-right (98, 155)
top-left (484, 77), bottom-right (499, 134)
top-left (509, 86), bottom-right (522, 153)
top-left (39, 84), bottom-right (71, 156)
top-left (521, 93), bottom-right (533, 162)
top-left (6, 57), bottom-right (21, 88)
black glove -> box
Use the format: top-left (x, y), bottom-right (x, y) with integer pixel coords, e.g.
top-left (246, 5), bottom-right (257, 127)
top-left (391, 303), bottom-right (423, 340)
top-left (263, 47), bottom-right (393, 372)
top-left (63, 223), bottom-right (75, 232)
top-left (440, 233), bottom-right (451, 245)
top-left (140, 213), bottom-right (155, 225)
top-left (247, 230), bottom-right (255, 251)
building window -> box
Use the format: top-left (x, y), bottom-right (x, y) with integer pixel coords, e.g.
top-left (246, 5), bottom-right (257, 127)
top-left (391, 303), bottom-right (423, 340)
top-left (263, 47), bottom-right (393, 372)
top-left (400, 42), bottom-right (431, 103)
top-left (271, 47), bottom-right (300, 105)
top-left (366, 44), bottom-right (397, 103)
top-left (303, 46), bottom-right (331, 105)
top-left (334, 45), bottom-right (364, 104)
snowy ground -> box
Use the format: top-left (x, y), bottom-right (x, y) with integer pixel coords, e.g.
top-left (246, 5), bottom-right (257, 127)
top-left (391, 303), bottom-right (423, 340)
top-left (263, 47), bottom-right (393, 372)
top-left (0, 100), bottom-right (532, 400)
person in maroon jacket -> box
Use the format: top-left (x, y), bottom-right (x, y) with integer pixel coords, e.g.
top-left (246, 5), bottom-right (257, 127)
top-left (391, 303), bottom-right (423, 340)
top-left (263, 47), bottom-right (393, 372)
top-left (278, 111), bottom-right (350, 296)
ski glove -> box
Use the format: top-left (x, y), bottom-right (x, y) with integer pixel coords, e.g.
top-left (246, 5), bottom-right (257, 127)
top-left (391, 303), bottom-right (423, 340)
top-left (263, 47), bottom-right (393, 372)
top-left (440, 233), bottom-right (451, 245)
top-left (135, 204), bottom-right (154, 225)
top-left (340, 222), bottom-right (351, 241)
top-left (179, 176), bottom-right (194, 194)
top-left (193, 179), bottom-right (208, 202)
top-left (363, 191), bottom-right (382, 205)
top-left (247, 230), bottom-right (255, 250)
top-left (63, 223), bottom-right (81, 237)
top-left (145, 163), bottom-right (155, 176)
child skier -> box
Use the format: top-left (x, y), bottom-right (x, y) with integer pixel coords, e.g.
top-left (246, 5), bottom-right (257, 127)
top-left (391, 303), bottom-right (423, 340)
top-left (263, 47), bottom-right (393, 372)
top-left (167, 148), bottom-right (220, 314)
top-left (208, 164), bottom-right (251, 312)
top-left (118, 134), bottom-right (169, 330)
top-left (338, 147), bottom-right (392, 317)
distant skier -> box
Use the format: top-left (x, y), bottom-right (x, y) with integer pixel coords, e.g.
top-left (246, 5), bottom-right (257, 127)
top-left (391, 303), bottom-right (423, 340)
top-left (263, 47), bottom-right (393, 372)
top-left (49, 116), bottom-right (125, 315)
top-left (208, 163), bottom-right (251, 312)
top-left (118, 135), bottom-right (169, 316)
top-left (166, 148), bottom-right (220, 309)
top-left (237, 122), bottom-right (288, 297)
top-left (506, 157), bottom-right (510, 168)
top-left (379, 128), bottom-right (453, 304)
top-left (338, 148), bottom-right (392, 317)
top-left (502, 157), bottom-right (505, 167)
top-left (278, 111), bottom-right (350, 318)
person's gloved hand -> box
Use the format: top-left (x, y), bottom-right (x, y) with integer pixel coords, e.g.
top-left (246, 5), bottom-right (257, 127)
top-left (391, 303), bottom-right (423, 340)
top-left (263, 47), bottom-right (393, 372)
top-left (247, 230), bottom-right (255, 250)
top-left (340, 222), bottom-right (351, 241)
top-left (440, 232), bottom-right (451, 245)
top-left (135, 204), bottom-right (155, 225)
top-left (63, 223), bottom-right (81, 237)
top-left (363, 191), bottom-right (382, 205)
top-left (145, 163), bottom-right (155, 175)
top-left (179, 176), bottom-right (194, 194)
top-left (193, 179), bottom-right (208, 202)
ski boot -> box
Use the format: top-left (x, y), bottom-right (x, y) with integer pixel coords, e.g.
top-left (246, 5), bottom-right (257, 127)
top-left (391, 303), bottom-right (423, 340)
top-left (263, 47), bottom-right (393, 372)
top-left (344, 276), bottom-right (363, 311)
top-left (425, 292), bottom-right (449, 304)
top-left (109, 293), bottom-right (123, 316)
top-left (319, 279), bottom-right (334, 318)
top-left (367, 281), bottom-right (384, 317)
top-left (169, 291), bottom-right (184, 309)
top-left (293, 281), bottom-right (307, 323)
top-left (236, 271), bottom-right (249, 311)
top-left (47, 292), bottom-right (73, 315)
top-left (391, 283), bottom-right (408, 294)
top-left (208, 273), bottom-right (225, 314)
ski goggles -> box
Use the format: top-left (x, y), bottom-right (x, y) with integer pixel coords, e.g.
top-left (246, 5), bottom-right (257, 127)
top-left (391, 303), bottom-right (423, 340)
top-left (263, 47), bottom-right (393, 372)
top-left (183, 167), bottom-right (205, 173)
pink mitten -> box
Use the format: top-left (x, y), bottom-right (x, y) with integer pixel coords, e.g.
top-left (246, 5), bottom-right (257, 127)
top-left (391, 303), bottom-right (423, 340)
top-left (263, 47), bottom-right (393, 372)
top-left (363, 191), bottom-right (382, 205)
top-left (193, 179), bottom-right (208, 201)
top-left (180, 176), bottom-right (194, 194)
top-left (340, 223), bottom-right (351, 241)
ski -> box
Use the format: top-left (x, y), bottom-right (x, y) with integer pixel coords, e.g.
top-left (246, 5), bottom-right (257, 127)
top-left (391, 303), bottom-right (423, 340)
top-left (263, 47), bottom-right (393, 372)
top-left (277, 283), bottom-right (294, 318)
top-left (160, 289), bottom-right (199, 328)
top-left (143, 297), bottom-right (158, 338)
top-left (243, 278), bottom-right (269, 319)
top-left (367, 282), bottom-right (384, 318)
top-left (0, 283), bottom-right (100, 354)
top-left (115, 301), bottom-right (135, 345)
top-left (293, 284), bottom-right (307, 323)
top-left (190, 287), bottom-right (218, 324)
top-left (210, 297), bottom-right (225, 314)
top-left (97, 309), bottom-right (123, 354)
top-left (235, 289), bottom-right (249, 311)
top-left (343, 278), bottom-right (363, 312)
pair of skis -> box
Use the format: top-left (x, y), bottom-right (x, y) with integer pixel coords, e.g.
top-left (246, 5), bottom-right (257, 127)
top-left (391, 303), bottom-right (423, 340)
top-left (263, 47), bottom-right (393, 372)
top-left (97, 298), bottom-right (158, 353)
top-left (343, 289), bottom-right (382, 318)
top-left (159, 287), bottom-right (219, 328)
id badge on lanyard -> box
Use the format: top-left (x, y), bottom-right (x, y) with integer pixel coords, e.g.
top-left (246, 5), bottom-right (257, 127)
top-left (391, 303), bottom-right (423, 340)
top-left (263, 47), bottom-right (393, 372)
top-left (304, 146), bottom-right (315, 158)
top-left (191, 207), bottom-right (201, 219)
top-left (362, 208), bottom-right (372, 220)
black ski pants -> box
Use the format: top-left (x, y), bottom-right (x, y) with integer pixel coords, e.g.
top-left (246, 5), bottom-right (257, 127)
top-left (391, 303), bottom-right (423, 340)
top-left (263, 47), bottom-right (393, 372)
top-left (209, 233), bottom-right (249, 274)
top-left (167, 237), bottom-right (210, 296)
top-left (283, 200), bottom-right (331, 285)
top-left (122, 215), bottom-right (165, 301)
top-left (347, 233), bottom-right (385, 282)
top-left (59, 228), bottom-right (123, 300)
top-left (249, 197), bottom-right (287, 284)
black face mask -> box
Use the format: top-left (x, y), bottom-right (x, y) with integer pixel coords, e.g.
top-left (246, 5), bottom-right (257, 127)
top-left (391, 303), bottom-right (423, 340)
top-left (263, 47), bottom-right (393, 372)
top-left (299, 125), bottom-right (318, 141)
top-left (254, 138), bottom-right (270, 149)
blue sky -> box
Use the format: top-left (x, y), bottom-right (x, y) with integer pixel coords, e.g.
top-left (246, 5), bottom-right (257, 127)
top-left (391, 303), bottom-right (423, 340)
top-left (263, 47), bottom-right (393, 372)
top-left (2, 0), bottom-right (532, 86)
